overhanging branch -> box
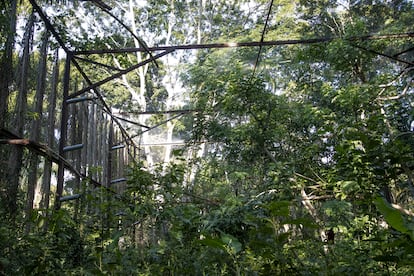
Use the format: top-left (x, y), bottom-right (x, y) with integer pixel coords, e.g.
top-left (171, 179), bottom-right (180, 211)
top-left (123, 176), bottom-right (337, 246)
top-left (0, 128), bottom-right (109, 190)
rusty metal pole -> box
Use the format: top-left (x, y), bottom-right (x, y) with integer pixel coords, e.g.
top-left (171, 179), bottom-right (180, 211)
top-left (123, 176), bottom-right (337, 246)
top-left (55, 52), bottom-right (72, 210)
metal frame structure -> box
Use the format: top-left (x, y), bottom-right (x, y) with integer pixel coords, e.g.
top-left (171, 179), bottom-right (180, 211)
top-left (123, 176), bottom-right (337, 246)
top-left (11, 0), bottom-right (410, 210)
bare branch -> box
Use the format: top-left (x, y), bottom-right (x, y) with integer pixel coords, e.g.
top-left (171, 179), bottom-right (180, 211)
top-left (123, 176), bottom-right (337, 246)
top-left (378, 77), bottom-right (413, 101)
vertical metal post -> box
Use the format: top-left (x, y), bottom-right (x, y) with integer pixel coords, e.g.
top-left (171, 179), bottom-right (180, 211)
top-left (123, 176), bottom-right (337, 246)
top-left (104, 121), bottom-right (114, 237)
top-left (55, 52), bottom-right (72, 210)
top-left (107, 121), bottom-right (113, 188)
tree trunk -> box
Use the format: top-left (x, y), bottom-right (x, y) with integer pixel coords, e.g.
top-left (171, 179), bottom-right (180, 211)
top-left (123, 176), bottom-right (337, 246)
top-left (25, 30), bottom-right (49, 231)
top-left (185, 0), bottom-right (206, 186)
top-left (0, 0), bottom-right (17, 129)
top-left (128, 0), bottom-right (153, 168)
top-left (0, 0), bottom-right (17, 211)
top-left (6, 14), bottom-right (34, 218)
top-left (40, 49), bottom-right (59, 212)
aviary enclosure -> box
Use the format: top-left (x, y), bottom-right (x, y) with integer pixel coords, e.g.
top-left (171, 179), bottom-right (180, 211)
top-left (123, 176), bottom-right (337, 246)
top-left (1, 0), bottom-right (414, 274)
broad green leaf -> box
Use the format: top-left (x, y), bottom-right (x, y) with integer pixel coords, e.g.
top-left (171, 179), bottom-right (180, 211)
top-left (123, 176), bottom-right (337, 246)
top-left (373, 197), bottom-right (414, 241)
top-left (198, 237), bottom-right (226, 251)
top-left (221, 234), bottom-right (242, 254)
top-left (198, 234), bottom-right (242, 255)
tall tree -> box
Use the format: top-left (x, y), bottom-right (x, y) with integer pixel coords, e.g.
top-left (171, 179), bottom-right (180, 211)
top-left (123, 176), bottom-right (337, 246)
top-left (0, 0), bottom-right (17, 129)
top-left (0, 0), bottom-right (18, 212)
top-left (40, 49), bottom-right (59, 212)
top-left (6, 13), bottom-right (35, 218)
top-left (25, 30), bottom-right (49, 230)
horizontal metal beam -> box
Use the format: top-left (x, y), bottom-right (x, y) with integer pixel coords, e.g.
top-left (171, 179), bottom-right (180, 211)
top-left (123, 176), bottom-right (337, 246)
top-left (115, 109), bottom-right (199, 115)
top-left (63, 143), bottom-right (84, 152)
top-left (60, 194), bottom-right (81, 202)
top-left (73, 32), bottom-right (414, 55)
top-left (111, 144), bottom-right (125, 150)
top-left (110, 178), bottom-right (127, 184)
top-left (139, 141), bottom-right (185, 146)
top-left (66, 96), bottom-right (94, 104)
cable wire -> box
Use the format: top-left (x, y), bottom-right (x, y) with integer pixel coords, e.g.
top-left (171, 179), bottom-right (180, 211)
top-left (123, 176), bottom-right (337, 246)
top-left (252, 0), bottom-right (274, 76)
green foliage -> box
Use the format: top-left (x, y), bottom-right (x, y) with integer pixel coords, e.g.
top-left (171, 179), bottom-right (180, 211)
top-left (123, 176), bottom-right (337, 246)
top-left (1, 0), bottom-right (414, 275)
top-left (0, 209), bottom-right (82, 275)
top-left (374, 197), bottom-right (414, 241)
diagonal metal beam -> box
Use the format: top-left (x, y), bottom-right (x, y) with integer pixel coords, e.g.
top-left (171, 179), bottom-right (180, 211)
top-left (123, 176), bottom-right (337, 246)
top-left (70, 60), bottom-right (140, 156)
top-left (74, 56), bottom-right (124, 72)
top-left (68, 49), bottom-right (174, 100)
top-left (29, 0), bottom-right (70, 53)
top-left (98, 6), bottom-right (159, 68)
top-left (71, 58), bottom-right (112, 112)
top-left (117, 112), bottom-right (186, 146)
top-left (138, 112), bottom-right (186, 136)
top-left (252, 0), bottom-right (274, 75)
top-left (350, 43), bottom-right (414, 66)
top-left (82, 0), bottom-right (158, 67)
top-left (393, 46), bottom-right (414, 57)
top-left (113, 114), bottom-right (150, 129)
top-left (122, 112), bottom-right (187, 145)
